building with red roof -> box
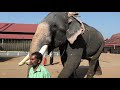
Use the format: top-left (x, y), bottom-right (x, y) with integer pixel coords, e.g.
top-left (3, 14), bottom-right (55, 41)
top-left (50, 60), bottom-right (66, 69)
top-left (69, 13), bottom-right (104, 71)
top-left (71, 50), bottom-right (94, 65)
top-left (103, 33), bottom-right (120, 54)
top-left (0, 23), bottom-right (38, 51)
top-left (0, 23), bottom-right (38, 39)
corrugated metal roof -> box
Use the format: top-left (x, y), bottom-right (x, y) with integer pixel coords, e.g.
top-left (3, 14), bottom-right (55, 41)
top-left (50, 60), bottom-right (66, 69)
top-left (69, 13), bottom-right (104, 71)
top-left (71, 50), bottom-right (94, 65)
top-left (105, 44), bottom-right (120, 47)
top-left (105, 33), bottom-right (120, 46)
top-left (0, 23), bottom-right (38, 39)
top-left (0, 34), bottom-right (33, 39)
top-left (0, 23), bottom-right (38, 33)
top-left (106, 33), bottom-right (120, 44)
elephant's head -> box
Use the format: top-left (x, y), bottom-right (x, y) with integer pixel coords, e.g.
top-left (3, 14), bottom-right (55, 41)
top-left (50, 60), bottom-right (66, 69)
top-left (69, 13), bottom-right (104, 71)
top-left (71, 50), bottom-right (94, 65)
top-left (18, 12), bottom-right (85, 66)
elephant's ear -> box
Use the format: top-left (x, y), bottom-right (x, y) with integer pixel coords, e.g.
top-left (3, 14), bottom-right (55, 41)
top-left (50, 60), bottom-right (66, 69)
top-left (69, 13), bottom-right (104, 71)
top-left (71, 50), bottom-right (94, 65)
top-left (66, 18), bottom-right (84, 44)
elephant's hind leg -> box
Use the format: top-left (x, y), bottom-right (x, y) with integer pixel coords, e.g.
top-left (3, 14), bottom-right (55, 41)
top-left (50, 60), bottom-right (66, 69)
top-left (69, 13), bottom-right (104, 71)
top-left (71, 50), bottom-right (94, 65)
top-left (87, 57), bottom-right (102, 78)
top-left (87, 58), bottom-right (98, 78)
top-left (86, 43), bottom-right (104, 78)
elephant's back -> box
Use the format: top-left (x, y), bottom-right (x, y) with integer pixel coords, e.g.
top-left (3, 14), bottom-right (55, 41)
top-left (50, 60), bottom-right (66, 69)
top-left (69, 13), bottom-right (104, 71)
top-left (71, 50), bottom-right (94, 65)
top-left (83, 23), bottom-right (104, 42)
top-left (82, 23), bottom-right (104, 57)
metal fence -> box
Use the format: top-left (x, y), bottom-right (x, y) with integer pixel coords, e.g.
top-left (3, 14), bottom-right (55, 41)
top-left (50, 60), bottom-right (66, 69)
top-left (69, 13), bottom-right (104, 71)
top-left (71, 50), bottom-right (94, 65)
top-left (0, 39), bottom-right (60, 57)
top-left (103, 46), bottom-right (120, 54)
top-left (0, 39), bottom-right (31, 51)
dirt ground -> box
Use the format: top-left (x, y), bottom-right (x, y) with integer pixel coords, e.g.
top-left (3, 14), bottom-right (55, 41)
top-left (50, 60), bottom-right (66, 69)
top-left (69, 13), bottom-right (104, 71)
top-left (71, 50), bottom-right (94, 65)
top-left (0, 53), bottom-right (120, 78)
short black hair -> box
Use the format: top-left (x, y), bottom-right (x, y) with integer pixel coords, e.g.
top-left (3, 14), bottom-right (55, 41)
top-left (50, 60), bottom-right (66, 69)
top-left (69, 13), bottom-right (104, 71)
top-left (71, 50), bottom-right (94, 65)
top-left (31, 52), bottom-right (43, 61)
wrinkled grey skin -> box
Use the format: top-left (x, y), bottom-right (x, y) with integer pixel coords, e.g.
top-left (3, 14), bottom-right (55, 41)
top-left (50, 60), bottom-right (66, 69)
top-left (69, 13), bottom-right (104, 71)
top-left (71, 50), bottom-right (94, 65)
top-left (59, 17), bottom-right (104, 78)
top-left (28, 12), bottom-right (104, 78)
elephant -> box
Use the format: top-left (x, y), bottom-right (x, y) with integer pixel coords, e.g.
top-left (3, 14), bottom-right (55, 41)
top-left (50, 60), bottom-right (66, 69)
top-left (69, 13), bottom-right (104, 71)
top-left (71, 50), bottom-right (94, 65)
top-left (18, 12), bottom-right (104, 78)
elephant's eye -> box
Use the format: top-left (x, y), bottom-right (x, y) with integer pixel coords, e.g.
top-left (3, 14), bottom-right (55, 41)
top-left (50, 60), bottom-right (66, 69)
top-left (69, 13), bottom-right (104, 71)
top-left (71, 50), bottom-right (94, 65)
top-left (51, 24), bottom-right (58, 32)
top-left (53, 24), bottom-right (57, 28)
top-left (68, 21), bottom-right (72, 25)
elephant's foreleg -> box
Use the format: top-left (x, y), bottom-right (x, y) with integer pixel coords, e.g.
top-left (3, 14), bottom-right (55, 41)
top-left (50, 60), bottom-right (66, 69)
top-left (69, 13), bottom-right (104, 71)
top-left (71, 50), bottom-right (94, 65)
top-left (59, 50), bottom-right (67, 66)
top-left (59, 43), bottom-right (68, 66)
top-left (58, 45), bottom-right (83, 78)
top-left (59, 48), bottom-right (81, 78)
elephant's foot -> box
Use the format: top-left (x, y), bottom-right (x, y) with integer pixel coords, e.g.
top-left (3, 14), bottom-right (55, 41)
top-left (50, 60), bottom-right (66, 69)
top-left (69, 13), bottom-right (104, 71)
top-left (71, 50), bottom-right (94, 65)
top-left (95, 67), bottom-right (102, 76)
top-left (86, 71), bottom-right (94, 78)
top-left (95, 70), bottom-right (102, 76)
top-left (86, 74), bottom-right (94, 78)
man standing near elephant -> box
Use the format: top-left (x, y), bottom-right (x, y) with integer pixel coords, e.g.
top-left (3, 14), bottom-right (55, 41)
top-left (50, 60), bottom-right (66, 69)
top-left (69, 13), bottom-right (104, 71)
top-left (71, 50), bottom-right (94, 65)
top-left (28, 52), bottom-right (51, 78)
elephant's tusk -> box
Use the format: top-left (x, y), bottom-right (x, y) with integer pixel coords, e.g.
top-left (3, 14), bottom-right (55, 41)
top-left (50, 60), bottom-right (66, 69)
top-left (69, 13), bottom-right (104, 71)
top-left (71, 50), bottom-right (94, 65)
top-left (18, 45), bottom-right (48, 66)
top-left (25, 60), bottom-right (31, 65)
top-left (18, 53), bottom-right (29, 66)
top-left (39, 45), bottom-right (48, 55)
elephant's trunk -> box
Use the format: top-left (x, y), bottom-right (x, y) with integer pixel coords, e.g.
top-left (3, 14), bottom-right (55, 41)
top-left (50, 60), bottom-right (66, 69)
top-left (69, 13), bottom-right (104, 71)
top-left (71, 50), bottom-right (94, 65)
top-left (29, 22), bottom-right (51, 55)
top-left (18, 22), bottom-right (51, 66)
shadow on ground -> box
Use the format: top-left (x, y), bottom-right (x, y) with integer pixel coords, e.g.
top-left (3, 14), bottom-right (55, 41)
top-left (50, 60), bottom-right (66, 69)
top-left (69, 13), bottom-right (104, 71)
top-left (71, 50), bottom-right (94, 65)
top-left (44, 62), bottom-right (60, 66)
top-left (0, 57), bottom-right (15, 62)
